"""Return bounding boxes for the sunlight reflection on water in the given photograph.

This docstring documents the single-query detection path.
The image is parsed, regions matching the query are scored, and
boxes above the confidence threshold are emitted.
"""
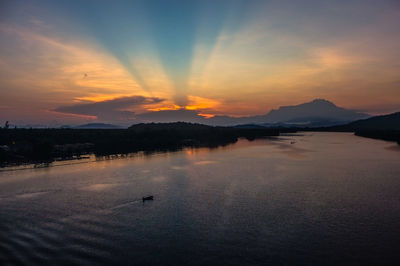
[0,133,400,265]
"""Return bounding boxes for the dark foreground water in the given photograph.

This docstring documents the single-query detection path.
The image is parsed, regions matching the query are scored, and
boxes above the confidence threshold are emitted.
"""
[1,132,400,265]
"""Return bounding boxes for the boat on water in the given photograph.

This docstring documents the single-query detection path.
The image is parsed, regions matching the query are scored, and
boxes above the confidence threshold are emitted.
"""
[142,195,154,201]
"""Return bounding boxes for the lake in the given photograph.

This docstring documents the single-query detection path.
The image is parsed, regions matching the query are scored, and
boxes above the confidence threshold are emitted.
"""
[1,132,399,265]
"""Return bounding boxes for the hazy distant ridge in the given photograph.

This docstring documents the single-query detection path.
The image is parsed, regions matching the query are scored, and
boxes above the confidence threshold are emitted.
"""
[208,99,369,126]
[74,123,122,129]
[331,112,400,131]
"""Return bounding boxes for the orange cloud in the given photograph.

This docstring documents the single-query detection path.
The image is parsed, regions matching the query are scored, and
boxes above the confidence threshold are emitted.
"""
[145,95,221,114]
[74,94,137,103]
[184,96,220,111]
[198,113,215,118]
[0,23,175,115]
[147,104,181,112]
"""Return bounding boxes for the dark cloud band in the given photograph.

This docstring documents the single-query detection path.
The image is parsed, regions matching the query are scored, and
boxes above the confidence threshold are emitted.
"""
[53,96,164,121]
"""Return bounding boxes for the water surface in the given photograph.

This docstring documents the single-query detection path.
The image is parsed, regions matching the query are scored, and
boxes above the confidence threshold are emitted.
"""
[1,133,399,265]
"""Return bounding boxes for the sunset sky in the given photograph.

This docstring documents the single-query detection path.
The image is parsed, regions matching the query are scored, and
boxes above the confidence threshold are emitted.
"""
[1,0,399,126]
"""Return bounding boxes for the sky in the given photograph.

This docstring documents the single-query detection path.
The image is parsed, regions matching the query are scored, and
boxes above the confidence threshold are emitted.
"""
[0,0,399,126]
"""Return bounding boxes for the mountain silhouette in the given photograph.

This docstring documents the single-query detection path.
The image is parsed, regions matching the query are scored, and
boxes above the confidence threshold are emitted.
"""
[208,99,369,126]
[74,123,122,129]
[261,99,367,123]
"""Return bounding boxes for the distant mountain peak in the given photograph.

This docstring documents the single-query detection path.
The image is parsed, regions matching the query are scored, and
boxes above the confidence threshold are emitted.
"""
[275,99,336,112]
[258,98,369,125]
[310,98,336,105]
[74,123,122,129]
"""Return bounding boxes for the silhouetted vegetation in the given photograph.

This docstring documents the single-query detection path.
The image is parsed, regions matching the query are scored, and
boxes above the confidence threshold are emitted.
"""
[0,122,285,166]
[355,130,400,144]
[3,111,398,167]
[292,112,400,144]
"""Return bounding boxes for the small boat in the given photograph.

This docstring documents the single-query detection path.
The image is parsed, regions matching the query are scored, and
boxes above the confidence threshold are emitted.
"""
[290,140,296,144]
[142,195,154,201]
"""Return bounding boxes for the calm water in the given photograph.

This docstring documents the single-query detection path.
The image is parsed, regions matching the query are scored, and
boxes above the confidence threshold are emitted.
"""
[1,132,400,265]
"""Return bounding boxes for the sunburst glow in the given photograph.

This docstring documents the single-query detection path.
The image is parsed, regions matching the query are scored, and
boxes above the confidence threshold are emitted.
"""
[1,0,399,126]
